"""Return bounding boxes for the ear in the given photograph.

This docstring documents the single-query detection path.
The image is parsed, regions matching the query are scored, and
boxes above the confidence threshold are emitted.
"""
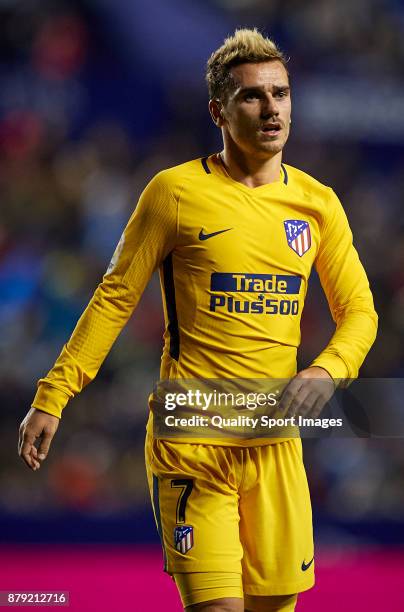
[209,98,224,128]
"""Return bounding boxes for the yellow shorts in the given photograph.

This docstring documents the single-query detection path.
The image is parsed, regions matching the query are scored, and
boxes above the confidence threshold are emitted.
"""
[145,435,314,598]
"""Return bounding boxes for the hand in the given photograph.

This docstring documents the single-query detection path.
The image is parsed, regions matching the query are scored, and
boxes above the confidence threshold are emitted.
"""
[18,408,60,471]
[278,366,336,420]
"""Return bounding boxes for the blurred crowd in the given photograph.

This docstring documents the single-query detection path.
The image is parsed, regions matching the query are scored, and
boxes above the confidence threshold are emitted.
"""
[0,0,403,540]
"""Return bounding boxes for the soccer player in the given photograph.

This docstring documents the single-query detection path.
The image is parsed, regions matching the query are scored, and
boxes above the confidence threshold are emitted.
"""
[19,29,377,611]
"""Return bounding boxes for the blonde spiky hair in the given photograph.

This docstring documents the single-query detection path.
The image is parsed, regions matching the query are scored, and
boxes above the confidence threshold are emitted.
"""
[206,28,288,101]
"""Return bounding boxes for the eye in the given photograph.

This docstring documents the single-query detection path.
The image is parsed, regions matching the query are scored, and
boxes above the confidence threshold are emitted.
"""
[244,93,259,101]
[275,90,289,98]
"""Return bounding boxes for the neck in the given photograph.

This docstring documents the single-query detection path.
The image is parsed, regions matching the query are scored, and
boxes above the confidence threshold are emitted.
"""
[220,140,282,188]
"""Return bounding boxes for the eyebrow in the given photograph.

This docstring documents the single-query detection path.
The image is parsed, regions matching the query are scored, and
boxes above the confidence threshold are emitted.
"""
[237,85,290,95]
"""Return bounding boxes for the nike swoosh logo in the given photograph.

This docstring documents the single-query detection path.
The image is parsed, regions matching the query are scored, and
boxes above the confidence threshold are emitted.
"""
[301,557,314,572]
[199,228,232,241]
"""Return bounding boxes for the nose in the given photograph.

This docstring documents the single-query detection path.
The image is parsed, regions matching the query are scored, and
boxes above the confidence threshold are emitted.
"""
[261,93,279,118]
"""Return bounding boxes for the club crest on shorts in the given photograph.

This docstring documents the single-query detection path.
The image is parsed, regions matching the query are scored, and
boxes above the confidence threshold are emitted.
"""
[174,525,194,554]
[284,220,312,257]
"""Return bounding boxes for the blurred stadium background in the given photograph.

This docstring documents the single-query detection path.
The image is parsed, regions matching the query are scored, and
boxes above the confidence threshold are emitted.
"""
[1,0,404,610]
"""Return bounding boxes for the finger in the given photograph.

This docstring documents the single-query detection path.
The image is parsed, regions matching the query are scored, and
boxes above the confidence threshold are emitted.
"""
[310,395,328,419]
[19,431,39,470]
[298,391,320,418]
[285,387,312,418]
[19,429,35,458]
[18,425,37,456]
[18,424,27,456]
[37,431,54,461]
[22,448,40,471]
[281,378,310,416]
[29,447,41,471]
[18,428,23,456]
[23,443,40,469]
[278,378,303,414]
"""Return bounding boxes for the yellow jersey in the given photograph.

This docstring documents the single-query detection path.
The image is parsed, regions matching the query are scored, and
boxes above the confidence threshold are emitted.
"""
[32,154,377,443]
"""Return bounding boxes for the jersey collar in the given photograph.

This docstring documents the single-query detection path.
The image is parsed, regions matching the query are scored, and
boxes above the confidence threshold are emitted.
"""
[202,153,288,192]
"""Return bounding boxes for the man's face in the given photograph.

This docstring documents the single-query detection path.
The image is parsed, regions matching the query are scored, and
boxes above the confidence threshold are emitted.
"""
[218,61,291,158]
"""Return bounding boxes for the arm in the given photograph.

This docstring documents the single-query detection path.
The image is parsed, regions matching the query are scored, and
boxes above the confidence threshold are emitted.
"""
[309,187,378,382]
[19,172,179,469]
[280,188,378,417]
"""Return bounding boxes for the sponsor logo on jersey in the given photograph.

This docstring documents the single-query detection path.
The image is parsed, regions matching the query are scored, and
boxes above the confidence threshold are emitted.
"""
[211,273,301,294]
[199,228,233,241]
[209,273,302,316]
[174,525,194,554]
[284,220,311,257]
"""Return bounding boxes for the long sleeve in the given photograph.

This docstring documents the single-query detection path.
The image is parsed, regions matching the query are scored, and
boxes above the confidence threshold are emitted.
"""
[32,172,179,418]
[310,188,378,384]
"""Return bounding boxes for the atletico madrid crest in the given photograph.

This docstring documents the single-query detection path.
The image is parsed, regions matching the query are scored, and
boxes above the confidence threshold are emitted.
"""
[174,525,194,554]
[284,220,312,257]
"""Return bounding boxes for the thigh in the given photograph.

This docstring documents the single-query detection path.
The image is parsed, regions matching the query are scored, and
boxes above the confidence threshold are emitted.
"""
[240,439,315,596]
[145,435,243,576]
[244,594,298,612]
